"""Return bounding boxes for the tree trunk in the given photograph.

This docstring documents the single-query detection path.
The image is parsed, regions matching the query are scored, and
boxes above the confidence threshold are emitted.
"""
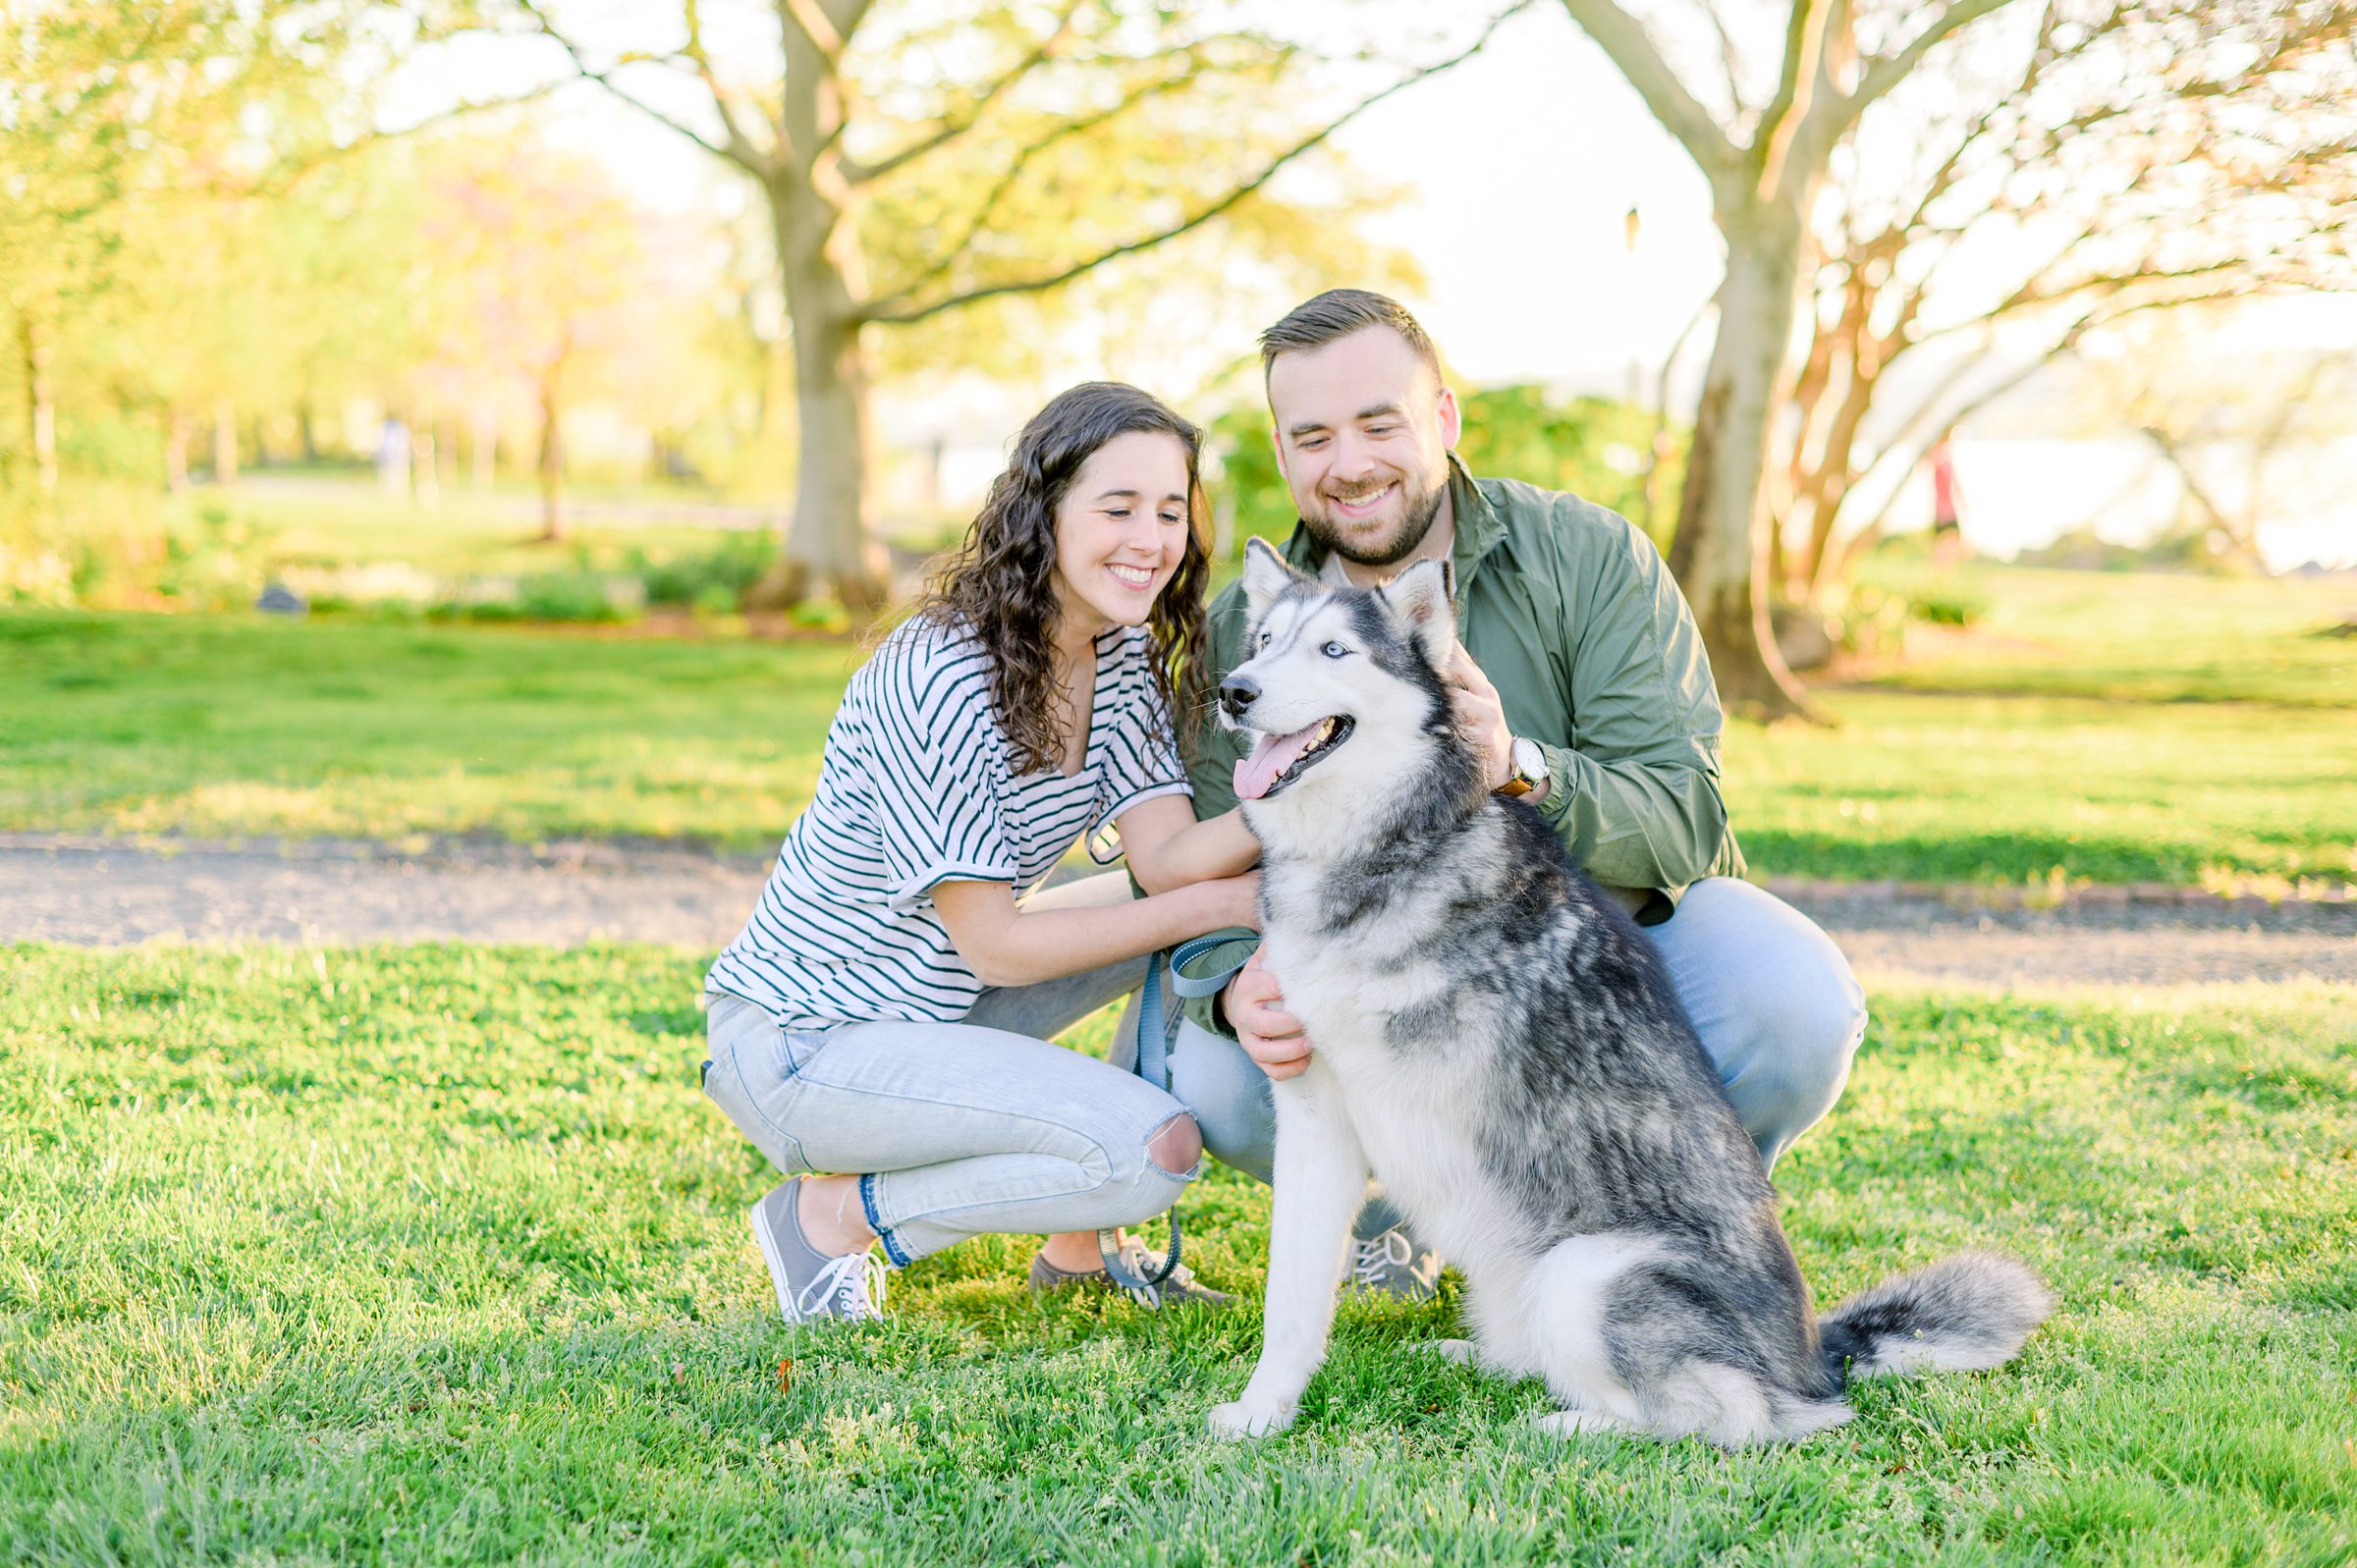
[537,371,566,543]
[1669,233,1819,722]
[471,406,496,492]
[298,398,321,464]
[747,181,890,614]
[20,314,57,496]
[1797,362,1880,600]
[212,397,239,487]
[411,421,440,506]
[745,11,891,618]
[164,410,193,494]
[760,264,889,614]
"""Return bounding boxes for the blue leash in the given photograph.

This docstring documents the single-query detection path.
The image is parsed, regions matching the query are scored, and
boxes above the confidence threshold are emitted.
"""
[1094,933,1250,1293]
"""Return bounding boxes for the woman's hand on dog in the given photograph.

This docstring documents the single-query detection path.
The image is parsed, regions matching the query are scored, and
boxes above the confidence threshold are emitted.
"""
[1226,949,1313,1080]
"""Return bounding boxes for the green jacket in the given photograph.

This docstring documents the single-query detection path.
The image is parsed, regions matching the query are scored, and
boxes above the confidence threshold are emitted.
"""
[1176,455,1744,1028]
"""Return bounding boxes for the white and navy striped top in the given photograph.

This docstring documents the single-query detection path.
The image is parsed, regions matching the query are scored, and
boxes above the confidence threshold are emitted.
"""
[705,616,1191,1030]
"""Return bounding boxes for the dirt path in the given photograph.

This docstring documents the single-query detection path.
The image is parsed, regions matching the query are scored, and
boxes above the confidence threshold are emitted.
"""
[5,833,2351,988]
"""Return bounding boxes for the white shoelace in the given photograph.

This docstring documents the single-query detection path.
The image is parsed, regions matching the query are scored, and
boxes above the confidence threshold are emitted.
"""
[1350,1229,1413,1285]
[795,1250,888,1323]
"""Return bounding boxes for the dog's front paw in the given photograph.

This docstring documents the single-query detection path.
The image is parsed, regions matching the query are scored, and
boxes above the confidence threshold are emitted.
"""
[1207,1399,1294,1440]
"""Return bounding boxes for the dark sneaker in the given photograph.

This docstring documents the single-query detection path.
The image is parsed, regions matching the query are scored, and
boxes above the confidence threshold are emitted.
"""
[1344,1227,1443,1302]
[1029,1241,1234,1311]
[749,1178,888,1325]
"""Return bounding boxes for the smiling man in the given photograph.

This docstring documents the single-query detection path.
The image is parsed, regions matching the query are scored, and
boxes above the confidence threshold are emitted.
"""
[1147,290,1868,1298]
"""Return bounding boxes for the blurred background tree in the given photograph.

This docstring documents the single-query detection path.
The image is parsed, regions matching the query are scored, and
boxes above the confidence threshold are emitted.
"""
[5,0,2352,666]
[414,135,666,541]
[1550,0,2357,716]
[1772,0,2357,612]
[2072,311,2357,572]
[491,0,1530,614]
[1,0,363,497]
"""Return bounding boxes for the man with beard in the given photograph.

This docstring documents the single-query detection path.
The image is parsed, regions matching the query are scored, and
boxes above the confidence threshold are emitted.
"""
[1142,289,1867,1299]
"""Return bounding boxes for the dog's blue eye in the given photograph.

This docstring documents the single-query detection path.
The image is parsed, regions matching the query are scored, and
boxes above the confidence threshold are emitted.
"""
[1322,641,1348,659]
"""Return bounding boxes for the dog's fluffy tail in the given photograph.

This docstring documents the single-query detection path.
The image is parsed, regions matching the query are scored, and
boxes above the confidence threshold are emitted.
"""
[1819,1252,2053,1382]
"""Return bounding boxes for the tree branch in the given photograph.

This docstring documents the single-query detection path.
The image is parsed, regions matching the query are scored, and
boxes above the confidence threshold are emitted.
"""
[226,78,579,207]
[1557,0,1739,184]
[1836,0,2019,132]
[861,3,1536,327]
[2141,424,2236,538]
[1692,0,1753,123]
[1836,283,2212,552]
[872,44,1246,310]
[842,0,1083,186]
[1754,0,1838,193]
[777,0,850,67]
[514,0,764,175]
[679,0,777,173]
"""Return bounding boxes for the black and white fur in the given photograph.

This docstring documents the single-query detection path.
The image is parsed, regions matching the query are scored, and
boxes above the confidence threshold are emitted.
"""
[1209,537,2051,1447]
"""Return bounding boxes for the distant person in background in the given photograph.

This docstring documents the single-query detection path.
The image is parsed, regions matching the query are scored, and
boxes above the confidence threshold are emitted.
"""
[1930,436,1967,567]
[375,416,411,496]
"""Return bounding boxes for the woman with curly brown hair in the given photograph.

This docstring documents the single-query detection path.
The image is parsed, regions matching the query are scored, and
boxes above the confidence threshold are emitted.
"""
[702,383,1261,1325]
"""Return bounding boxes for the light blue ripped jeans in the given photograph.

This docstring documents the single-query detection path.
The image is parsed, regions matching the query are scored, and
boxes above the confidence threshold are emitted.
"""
[1121,876,1871,1240]
[702,949,1195,1269]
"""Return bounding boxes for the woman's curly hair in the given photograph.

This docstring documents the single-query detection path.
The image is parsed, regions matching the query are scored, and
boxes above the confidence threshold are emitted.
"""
[911,382,1213,779]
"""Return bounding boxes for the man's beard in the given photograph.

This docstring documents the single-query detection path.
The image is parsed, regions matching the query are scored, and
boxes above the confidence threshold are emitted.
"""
[1305,470,1449,568]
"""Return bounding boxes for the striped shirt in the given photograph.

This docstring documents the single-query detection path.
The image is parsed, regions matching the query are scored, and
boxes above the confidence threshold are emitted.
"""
[705,617,1190,1029]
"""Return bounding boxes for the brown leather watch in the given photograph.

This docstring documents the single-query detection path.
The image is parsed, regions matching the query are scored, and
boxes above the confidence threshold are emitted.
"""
[1498,736,1549,798]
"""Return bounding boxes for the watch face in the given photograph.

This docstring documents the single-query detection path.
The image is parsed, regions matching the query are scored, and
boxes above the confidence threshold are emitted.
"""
[1512,737,1548,784]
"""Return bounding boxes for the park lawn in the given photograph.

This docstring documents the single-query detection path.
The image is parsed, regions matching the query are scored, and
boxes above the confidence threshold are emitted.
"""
[4,563,2354,885]
[229,473,950,581]
[232,474,769,581]
[1727,688,2357,888]
[7,476,776,606]
[0,612,865,850]
[1849,562,2356,710]
[1,942,2351,1565]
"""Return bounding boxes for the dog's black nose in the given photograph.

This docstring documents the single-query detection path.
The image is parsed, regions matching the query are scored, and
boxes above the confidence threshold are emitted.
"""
[1220,676,1259,719]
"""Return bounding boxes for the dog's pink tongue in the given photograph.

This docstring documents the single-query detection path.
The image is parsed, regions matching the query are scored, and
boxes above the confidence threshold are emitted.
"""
[1234,724,1324,801]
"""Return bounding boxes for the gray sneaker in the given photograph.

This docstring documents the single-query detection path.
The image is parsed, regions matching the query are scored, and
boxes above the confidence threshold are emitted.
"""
[1029,1241,1234,1311]
[1344,1227,1443,1301]
[749,1178,888,1325]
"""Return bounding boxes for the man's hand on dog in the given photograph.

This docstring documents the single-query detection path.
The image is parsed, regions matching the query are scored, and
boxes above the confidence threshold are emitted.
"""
[1226,948,1313,1080]
[1447,643,1516,791]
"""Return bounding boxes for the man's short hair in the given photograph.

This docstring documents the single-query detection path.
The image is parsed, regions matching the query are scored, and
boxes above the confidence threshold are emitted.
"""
[1259,289,1442,383]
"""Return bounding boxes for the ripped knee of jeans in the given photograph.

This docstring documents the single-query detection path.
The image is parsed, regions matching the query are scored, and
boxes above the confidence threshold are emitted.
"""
[1145,1110,1203,1179]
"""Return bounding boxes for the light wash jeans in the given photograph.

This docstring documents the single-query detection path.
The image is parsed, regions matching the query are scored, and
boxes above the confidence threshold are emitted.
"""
[1120,875,1870,1239]
[702,887,1198,1269]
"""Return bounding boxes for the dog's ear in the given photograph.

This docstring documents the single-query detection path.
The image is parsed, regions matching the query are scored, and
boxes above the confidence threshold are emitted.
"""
[1380,558,1455,668]
[1240,536,1303,622]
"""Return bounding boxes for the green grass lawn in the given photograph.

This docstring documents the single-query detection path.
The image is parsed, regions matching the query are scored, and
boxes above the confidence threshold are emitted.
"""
[7,563,2355,886]
[236,476,761,580]
[3,943,2350,1564]
[1851,562,2356,709]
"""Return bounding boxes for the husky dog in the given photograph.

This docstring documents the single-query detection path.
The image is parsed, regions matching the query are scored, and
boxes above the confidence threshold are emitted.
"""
[1208,537,2051,1447]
